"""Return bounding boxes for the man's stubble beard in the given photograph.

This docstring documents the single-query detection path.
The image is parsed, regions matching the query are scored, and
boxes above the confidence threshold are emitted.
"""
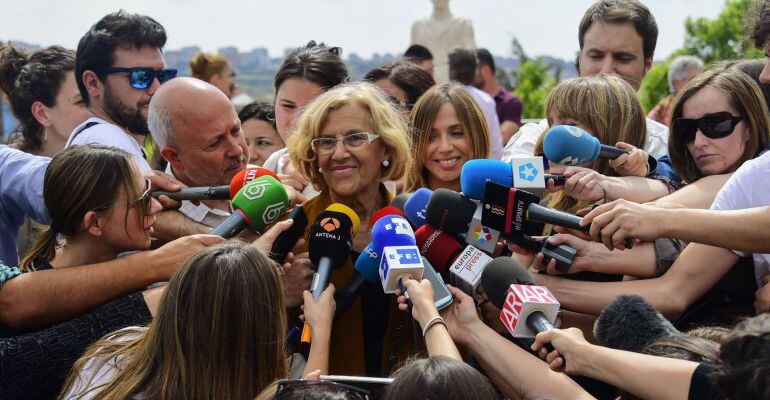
[103,84,151,136]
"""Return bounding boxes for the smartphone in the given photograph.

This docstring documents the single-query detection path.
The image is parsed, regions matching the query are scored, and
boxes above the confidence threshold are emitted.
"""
[420,258,453,310]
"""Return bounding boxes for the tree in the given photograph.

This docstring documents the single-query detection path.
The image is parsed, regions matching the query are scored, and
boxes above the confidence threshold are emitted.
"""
[638,0,764,113]
[513,57,556,119]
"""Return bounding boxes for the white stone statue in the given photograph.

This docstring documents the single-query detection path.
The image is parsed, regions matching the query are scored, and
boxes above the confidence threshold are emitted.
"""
[410,0,477,83]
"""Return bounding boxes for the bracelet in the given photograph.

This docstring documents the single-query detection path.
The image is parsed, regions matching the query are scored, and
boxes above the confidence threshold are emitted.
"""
[422,316,447,337]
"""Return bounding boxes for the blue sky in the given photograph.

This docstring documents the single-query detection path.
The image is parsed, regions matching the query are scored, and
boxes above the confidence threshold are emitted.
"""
[2,0,727,61]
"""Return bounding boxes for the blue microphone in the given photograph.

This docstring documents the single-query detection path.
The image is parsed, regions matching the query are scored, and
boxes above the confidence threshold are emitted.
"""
[461,159,564,200]
[543,125,629,166]
[334,242,382,317]
[372,215,424,293]
[404,188,433,228]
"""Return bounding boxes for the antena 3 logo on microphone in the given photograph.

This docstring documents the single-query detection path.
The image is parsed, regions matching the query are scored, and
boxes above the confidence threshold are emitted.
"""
[500,284,560,338]
[321,217,341,232]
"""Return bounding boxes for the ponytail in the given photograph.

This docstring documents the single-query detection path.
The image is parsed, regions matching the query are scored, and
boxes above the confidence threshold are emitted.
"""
[19,227,58,272]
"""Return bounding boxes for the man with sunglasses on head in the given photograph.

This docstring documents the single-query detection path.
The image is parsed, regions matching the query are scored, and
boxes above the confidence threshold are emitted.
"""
[66,10,176,172]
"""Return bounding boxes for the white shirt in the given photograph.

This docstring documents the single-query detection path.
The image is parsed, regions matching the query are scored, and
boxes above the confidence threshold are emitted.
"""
[463,86,503,159]
[165,164,232,228]
[501,117,670,163]
[66,117,151,172]
[710,150,770,287]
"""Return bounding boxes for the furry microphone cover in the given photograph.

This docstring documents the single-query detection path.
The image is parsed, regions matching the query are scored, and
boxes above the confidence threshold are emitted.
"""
[594,295,680,352]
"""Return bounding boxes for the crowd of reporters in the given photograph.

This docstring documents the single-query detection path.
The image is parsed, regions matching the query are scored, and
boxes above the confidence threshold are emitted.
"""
[2,0,770,399]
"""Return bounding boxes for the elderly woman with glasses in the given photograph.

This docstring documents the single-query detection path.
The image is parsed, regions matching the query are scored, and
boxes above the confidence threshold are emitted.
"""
[287,82,411,376]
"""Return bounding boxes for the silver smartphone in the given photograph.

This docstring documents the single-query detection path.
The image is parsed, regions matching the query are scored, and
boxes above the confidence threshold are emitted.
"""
[420,257,453,310]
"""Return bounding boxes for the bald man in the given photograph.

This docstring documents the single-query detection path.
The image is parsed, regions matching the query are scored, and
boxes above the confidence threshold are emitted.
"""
[148,77,248,229]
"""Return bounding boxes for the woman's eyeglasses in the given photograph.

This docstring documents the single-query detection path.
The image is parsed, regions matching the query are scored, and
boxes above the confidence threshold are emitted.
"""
[98,67,178,89]
[311,132,381,155]
[674,112,745,143]
[93,178,152,211]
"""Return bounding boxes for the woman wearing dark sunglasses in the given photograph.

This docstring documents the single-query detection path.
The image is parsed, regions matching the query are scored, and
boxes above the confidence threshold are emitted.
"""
[668,67,770,184]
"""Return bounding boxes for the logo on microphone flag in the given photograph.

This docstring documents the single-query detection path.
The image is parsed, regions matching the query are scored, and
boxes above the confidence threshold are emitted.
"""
[320,217,341,232]
[242,180,270,200]
[473,226,493,243]
[262,203,285,225]
[518,162,539,182]
[500,284,560,337]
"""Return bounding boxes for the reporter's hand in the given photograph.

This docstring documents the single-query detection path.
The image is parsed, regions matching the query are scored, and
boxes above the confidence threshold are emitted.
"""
[581,199,664,250]
[144,170,192,209]
[533,234,604,275]
[754,276,770,314]
[399,276,439,327]
[301,283,336,339]
[148,234,226,280]
[280,156,310,193]
[609,142,648,177]
[251,219,306,255]
[531,327,591,375]
[441,285,483,346]
[283,252,314,308]
[562,167,607,203]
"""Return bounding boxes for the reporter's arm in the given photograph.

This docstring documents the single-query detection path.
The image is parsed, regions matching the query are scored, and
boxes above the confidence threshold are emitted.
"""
[535,235,657,278]
[399,277,462,361]
[535,244,739,318]
[0,235,223,329]
[533,328,699,400]
[651,173,731,209]
[442,287,592,400]
[302,284,335,376]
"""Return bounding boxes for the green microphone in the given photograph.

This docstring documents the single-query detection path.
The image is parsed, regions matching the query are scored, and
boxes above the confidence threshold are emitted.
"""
[211,175,290,238]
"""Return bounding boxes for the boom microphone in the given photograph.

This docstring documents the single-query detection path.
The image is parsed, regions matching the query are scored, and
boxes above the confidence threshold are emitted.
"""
[594,295,679,352]
[210,176,290,238]
[543,124,629,166]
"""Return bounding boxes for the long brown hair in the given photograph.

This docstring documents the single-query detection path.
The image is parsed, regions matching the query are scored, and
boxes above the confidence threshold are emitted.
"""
[535,74,647,212]
[19,144,145,271]
[669,67,770,183]
[403,83,490,193]
[61,242,288,400]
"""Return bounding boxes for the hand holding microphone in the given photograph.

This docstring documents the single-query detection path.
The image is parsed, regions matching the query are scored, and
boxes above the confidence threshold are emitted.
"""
[543,125,630,166]
[210,175,290,238]
[531,327,590,375]
[608,142,649,177]
[300,283,336,343]
[580,199,657,250]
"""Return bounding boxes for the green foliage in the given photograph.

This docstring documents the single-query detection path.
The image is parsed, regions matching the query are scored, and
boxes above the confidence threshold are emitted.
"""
[638,62,670,113]
[513,57,556,119]
[681,0,763,64]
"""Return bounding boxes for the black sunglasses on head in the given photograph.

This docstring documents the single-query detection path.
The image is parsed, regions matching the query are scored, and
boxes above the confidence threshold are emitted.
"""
[98,67,178,89]
[674,112,745,142]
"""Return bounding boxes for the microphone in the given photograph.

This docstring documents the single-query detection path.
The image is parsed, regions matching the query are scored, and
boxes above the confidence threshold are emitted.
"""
[460,158,565,200]
[465,204,502,254]
[594,295,680,352]
[269,205,309,263]
[414,224,464,274]
[334,242,382,318]
[152,167,279,201]
[372,215,424,293]
[371,206,405,227]
[302,203,360,343]
[543,124,629,166]
[480,258,560,340]
[425,189,476,234]
[210,176,290,238]
[403,188,433,228]
[390,193,411,212]
[448,244,493,296]
[480,181,633,251]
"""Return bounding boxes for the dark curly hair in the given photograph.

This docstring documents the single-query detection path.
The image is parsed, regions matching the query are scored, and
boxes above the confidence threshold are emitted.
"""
[273,40,349,93]
[238,101,276,129]
[712,313,770,400]
[0,45,76,153]
[75,10,167,105]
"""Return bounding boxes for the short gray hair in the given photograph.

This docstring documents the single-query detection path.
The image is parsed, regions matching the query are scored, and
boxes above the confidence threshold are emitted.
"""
[148,95,176,149]
[668,55,704,93]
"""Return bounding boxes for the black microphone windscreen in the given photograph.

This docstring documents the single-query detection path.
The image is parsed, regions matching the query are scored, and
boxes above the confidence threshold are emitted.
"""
[480,257,534,309]
[308,210,354,267]
[594,295,680,352]
[390,193,411,212]
[425,189,476,234]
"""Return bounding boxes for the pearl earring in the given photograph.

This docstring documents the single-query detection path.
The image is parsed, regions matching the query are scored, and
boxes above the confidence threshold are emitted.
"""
[318,167,322,173]
[382,160,390,167]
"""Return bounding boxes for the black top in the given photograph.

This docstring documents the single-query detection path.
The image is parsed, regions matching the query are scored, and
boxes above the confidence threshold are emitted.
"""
[0,272,151,399]
[688,363,726,400]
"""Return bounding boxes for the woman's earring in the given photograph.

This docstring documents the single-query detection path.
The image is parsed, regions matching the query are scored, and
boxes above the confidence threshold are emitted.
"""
[382,160,390,168]
[318,167,322,173]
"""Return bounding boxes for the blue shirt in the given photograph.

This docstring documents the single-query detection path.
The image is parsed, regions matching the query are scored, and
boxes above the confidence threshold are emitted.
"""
[0,146,50,266]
